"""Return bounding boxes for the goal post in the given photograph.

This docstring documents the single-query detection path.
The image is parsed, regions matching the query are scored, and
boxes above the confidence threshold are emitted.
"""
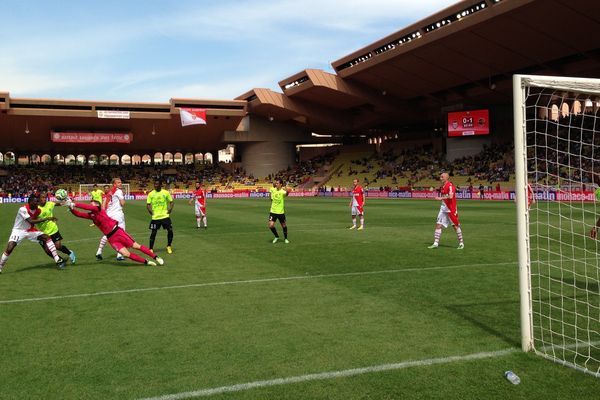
[513,75,534,353]
[78,183,130,197]
[514,74,600,377]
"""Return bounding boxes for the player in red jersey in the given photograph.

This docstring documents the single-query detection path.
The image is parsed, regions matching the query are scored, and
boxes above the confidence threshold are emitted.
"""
[428,173,464,249]
[348,178,365,230]
[515,183,536,209]
[68,199,164,266]
[0,194,66,273]
[527,183,535,209]
[188,181,207,229]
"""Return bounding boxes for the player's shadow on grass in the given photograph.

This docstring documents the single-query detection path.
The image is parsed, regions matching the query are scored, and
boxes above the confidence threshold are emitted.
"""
[16,263,67,272]
[445,300,521,347]
[561,277,600,292]
[15,260,139,272]
[422,242,455,248]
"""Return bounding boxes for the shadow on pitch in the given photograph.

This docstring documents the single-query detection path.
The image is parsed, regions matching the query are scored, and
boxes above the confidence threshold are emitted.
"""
[561,277,600,293]
[14,263,61,273]
[422,242,457,249]
[15,260,140,272]
[445,300,521,347]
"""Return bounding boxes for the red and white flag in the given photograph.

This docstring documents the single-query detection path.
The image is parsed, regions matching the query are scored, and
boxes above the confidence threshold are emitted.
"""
[180,108,207,126]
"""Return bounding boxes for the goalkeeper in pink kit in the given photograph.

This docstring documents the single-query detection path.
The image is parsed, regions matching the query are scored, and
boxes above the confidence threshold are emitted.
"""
[68,200,164,266]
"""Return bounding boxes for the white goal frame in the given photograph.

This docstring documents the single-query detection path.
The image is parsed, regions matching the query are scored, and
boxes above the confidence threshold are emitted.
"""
[79,183,130,197]
[514,74,600,376]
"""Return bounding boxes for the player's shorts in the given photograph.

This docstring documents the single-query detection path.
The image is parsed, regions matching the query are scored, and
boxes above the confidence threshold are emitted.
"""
[107,212,126,230]
[38,231,63,247]
[195,203,206,216]
[107,228,135,252]
[269,213,286,223]
[351,205,364,216]
[436,210,460,228]
[149,218,173,230]
[9,229,45,245]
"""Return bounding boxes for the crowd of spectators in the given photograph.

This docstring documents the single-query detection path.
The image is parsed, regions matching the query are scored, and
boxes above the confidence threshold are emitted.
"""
[13,127,600,197]
[269,152,337,188]
[342,143,514,189]
[527,115,599,188]
[0,151,338,197]
[0,163,236,197]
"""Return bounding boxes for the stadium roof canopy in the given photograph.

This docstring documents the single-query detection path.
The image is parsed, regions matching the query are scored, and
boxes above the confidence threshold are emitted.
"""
[0,95,245,153]
[238,0,600,133]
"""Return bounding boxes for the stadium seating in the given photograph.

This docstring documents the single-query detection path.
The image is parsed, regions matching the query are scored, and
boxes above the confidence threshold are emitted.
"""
[0,142,520,197]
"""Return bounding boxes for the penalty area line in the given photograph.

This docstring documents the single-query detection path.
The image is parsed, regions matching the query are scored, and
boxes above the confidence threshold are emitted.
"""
[138,348,518,400]
[0,261,516,305]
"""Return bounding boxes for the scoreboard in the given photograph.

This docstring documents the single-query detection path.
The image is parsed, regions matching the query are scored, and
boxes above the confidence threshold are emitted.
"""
[447,109,489,137]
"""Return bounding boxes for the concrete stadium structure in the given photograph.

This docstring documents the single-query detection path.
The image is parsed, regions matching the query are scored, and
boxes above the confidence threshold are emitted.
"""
[1,0,599,177]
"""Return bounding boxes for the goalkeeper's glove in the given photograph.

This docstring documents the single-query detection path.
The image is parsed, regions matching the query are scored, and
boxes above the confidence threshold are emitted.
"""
[591,227,597,240]
[65,198,74,209]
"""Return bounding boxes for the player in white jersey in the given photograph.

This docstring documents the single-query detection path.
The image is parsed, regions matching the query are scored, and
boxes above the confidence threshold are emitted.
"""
[96,178,126,260]
[0,194,66,273]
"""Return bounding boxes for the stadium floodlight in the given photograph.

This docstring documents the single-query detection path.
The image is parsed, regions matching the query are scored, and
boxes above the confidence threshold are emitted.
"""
[514,74,600,377]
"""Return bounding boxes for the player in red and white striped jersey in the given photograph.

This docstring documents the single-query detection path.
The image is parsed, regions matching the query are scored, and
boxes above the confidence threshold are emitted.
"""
[188,181,207,229]
[428,173,464,249]
[0,194,66,273]
[348,178,365,230]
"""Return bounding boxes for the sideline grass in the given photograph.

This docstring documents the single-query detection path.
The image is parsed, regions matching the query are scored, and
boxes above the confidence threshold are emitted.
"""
[0,198,599,399]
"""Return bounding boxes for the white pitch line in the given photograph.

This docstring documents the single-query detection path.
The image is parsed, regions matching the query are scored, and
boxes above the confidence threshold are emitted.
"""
[0,261,516,305]
[139,348,518,400]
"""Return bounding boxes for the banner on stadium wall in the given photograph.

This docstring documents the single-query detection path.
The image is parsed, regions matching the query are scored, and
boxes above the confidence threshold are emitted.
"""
[50,131,132,143]
[288,191,318,197]
[250,192,270,198]
[2,190,598,204]
[97,110,130,119]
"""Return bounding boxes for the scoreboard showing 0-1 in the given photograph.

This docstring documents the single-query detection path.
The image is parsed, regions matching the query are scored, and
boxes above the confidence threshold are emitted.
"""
[447,109,490,137]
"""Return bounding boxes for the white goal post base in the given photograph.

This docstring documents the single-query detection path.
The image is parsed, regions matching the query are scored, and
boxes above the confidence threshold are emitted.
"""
[514,74,600,377]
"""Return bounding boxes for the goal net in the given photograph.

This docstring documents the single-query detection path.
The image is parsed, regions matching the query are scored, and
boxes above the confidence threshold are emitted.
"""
[514,75,600,377]
[79,183,131,197]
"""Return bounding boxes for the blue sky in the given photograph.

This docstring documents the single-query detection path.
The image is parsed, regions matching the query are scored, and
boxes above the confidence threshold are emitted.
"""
[1,0,456,102]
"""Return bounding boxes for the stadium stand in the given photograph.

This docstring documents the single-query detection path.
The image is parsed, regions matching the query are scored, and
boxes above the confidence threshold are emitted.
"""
[0,140,519,197]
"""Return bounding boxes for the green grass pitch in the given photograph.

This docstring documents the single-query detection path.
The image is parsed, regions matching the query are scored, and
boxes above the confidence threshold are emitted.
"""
[1,197,599,399]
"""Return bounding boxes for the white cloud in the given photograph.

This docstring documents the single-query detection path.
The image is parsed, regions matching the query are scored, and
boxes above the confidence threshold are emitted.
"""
[154,0,457,40]
[0,0,458,100]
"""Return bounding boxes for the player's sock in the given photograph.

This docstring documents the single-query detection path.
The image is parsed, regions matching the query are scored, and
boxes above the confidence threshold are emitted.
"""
[0,252,9,268]
[202,216,207,227]
[167,229,173,246]
[59,245,72,256]
[359,215,364,227]
[196,216,201,228]
[139,245,156,258]
[351,216,356,227]
[128,253,146,264]
[283,226,288,239]
[456,226,464,244]
[149,230,157,249]
[434,228,442,245]
[45,239,61,262]
[97,236,107,255]
[40,241,54,258]
[270,227,279,238]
